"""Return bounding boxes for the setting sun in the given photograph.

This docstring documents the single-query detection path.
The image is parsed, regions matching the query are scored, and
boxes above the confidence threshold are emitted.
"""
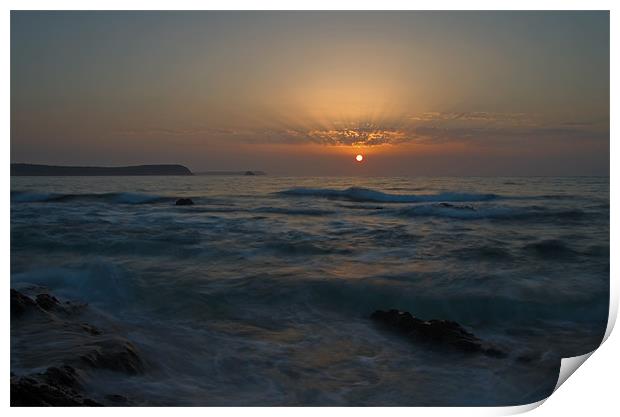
[355,154,364,162]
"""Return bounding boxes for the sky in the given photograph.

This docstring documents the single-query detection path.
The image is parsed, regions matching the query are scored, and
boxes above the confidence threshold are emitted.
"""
[11,11,609,176]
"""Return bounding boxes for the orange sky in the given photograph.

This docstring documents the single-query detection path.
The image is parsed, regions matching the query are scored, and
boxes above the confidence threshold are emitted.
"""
[11,11,609,175]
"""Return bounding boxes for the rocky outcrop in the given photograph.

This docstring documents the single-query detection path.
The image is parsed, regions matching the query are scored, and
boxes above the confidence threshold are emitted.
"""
[11,289,86,317]
[11,365,101,406]
[370,309,506,358]
[80,339,145,375]
[11,288,145,405]
[11,289,37,316]
[175,198,194,206]
[35,293,61,311]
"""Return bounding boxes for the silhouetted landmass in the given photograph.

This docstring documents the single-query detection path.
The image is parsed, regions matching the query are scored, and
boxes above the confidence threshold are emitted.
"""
[195,171,266,176]
[11,164,193,176]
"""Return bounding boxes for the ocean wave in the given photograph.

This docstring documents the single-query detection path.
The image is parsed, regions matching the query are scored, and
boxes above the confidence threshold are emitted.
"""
[11,191,173,204]
[338,204,385,210]
[175,206,334,216]
[392,203,587,221]
[11,262,133,307]
[252,207,334,216]
[265,241,351,255]
[277,187,499,203]
[197,274,609,327]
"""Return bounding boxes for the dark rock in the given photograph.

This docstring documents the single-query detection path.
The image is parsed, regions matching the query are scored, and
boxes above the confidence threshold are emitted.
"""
[11,289,85,317]
[11,366,102,406]
[80,339,145,374]
[41,365,81,389]
[11,376,81,406]
[175,198,194,206]
[11,289,37,317]
[36,293,61,311]
[244,171,256,176]
[370,309,506,357]
[437,202,475,210]
[11,289,143,405]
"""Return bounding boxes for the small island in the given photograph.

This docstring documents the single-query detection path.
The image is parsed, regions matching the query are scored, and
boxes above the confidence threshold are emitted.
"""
[11,164,193,176]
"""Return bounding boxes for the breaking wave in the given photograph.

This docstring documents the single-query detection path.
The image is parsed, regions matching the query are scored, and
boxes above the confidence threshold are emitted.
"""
[392,203,587,221]
[278,187,500,203]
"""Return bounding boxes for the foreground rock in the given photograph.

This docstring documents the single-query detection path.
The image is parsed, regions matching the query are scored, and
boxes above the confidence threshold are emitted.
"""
[11,289,37,317]
[370,309,506,358]
[80,339,145,374]
[175,198,194,206]
[11,288,85,317]
[11,366,101,406]
[11,288,145,405]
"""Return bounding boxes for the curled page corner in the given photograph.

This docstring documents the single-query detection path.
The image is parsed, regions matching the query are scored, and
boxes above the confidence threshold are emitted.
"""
[499,398,547,415]
[498,324,612,415]
[554,351,595,392]
[541,292,618,406]
[602,300,618,344]
[497,351,596,416]
[549,295,617,394]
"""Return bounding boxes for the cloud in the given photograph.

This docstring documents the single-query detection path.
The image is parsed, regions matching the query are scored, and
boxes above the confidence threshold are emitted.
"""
[409,125,609,146]
[303,127,409,146]
[409,111,533,125]
[560,121,597,127]
[113,127,238,136]
[112,112,608,148]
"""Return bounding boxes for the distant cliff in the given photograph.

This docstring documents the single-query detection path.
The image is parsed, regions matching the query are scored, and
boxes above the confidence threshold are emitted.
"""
[11,164,193,176]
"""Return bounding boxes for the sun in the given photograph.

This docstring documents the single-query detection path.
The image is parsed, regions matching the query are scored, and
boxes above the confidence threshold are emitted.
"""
[355,154,364,162]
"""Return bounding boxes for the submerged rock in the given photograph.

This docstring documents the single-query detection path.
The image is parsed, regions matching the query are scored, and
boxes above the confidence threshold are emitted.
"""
[80,339,145,375]
[11,366,101,406]
[175,198,194,206]
[11,289,144,405]
[370,309,506,358]
[11,288,86,317]
[41,365,81,390]
[35,293,61,311]
[11,289,37,317]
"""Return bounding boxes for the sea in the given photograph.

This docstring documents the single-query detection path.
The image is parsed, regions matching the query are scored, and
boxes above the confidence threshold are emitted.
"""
[10,176,610,406]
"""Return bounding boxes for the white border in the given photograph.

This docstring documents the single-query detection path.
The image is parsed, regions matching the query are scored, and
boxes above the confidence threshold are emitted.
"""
[3,2,617,415]
[0,1,617,10]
